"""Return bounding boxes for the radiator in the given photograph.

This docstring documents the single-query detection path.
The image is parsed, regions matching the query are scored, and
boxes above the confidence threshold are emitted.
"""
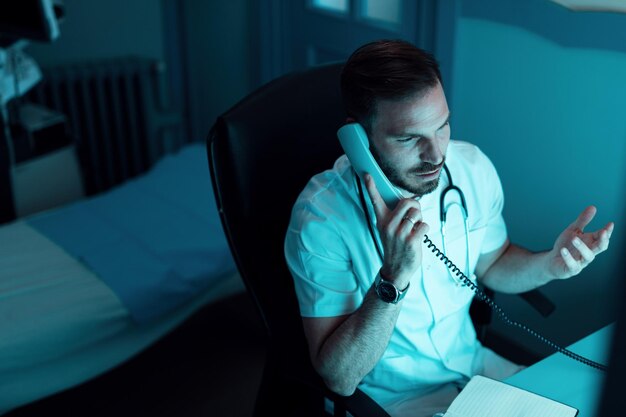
[25,57,184,196]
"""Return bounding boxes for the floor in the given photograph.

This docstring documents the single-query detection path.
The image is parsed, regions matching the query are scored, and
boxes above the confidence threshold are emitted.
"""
[5,292,268,417]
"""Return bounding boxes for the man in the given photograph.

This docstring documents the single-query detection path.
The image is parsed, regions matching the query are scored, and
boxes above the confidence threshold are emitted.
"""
[284,39,614,417]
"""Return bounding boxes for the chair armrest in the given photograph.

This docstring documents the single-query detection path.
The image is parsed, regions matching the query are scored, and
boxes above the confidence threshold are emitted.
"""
[519,288,556,317]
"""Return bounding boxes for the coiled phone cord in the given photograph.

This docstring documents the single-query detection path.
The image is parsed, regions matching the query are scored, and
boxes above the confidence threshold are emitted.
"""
[355,174,607,372]
[423,234,607,372]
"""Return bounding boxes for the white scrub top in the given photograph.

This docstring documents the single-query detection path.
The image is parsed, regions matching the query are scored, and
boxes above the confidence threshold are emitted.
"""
[284,140,508,408]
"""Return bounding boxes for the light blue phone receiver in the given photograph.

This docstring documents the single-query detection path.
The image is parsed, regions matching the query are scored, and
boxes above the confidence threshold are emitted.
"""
[337,123,406,209]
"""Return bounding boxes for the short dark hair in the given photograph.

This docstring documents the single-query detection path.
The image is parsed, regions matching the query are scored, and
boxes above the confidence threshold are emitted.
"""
[340,39,442,130]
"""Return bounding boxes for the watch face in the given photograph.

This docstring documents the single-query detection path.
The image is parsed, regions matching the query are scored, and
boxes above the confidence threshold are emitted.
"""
[378,281,398,303]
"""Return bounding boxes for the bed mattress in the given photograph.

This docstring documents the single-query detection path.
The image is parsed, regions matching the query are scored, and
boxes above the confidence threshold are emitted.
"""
[0,143,246,414]
[0,221,244,414]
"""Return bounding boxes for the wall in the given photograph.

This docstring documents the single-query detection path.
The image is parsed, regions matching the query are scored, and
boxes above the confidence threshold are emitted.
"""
[451,14,626,356]
[23,0,254,144]
[25,0,165,66]
[182,0,253,142]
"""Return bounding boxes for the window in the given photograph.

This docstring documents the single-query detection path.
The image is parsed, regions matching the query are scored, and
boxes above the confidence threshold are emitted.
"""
[311,0,349,14]
[362,0,401,24]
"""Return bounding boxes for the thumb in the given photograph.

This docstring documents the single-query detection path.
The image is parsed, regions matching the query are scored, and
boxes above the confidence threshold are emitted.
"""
[570,205,597,232]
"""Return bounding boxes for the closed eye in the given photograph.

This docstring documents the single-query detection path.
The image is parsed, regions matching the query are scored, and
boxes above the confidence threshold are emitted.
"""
[398,136,421,143]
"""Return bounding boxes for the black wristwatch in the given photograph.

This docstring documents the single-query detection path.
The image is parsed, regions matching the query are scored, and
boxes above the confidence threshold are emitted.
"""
[374,272,410,304]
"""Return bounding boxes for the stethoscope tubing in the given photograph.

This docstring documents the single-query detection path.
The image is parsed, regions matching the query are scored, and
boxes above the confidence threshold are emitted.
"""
[440,164,471,285]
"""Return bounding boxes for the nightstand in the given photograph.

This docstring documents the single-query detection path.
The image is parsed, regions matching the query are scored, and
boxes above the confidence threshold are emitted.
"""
[9,103,85,217]
[11,144,84,217]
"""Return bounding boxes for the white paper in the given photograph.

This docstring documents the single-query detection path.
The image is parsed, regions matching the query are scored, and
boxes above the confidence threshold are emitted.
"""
[444,375,578,417]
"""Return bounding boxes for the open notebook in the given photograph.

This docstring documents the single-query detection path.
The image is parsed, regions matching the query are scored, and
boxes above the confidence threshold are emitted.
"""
[444,375,578,417]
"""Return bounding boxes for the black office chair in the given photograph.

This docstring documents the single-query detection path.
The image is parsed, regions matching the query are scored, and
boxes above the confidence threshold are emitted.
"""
[207,62,391,416]
[207,62,553,416]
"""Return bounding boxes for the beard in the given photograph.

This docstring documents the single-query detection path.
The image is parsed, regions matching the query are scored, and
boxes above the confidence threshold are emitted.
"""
[370,145,443,198]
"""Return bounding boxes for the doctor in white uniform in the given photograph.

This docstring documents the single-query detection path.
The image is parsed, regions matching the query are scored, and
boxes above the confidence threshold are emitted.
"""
[284,39,614,417]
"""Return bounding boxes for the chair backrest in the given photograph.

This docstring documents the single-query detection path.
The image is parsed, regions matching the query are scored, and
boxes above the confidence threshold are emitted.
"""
[207,63,347,410]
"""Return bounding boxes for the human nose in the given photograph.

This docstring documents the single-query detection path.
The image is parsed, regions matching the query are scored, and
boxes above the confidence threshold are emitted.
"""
[418,137,444,165]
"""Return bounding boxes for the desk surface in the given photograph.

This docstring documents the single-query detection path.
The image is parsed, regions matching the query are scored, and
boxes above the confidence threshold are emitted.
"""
[504,323,614,417]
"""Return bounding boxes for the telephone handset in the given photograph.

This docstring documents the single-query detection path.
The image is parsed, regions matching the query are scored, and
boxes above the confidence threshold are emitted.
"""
[337,123,406,209]
[336,122,607,372]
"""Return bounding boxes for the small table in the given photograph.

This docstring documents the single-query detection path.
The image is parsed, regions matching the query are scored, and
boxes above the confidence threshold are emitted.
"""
[12,145,84,217]
[504,323,614,416]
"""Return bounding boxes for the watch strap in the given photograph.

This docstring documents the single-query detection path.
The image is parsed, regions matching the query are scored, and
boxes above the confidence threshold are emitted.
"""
[374,272,410,304]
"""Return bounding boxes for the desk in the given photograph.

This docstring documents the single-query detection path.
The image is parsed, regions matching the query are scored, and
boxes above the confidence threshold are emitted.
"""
[504,323,614,416]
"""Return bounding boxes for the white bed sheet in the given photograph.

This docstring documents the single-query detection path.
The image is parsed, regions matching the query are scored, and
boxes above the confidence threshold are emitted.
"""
[0,220,244,414]
[0,140,251,416]
[25,142,236,323]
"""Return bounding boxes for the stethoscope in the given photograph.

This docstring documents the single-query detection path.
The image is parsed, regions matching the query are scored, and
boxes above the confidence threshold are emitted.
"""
[439,164,470,286]
[357,164,471,286]
[355,165,610,371]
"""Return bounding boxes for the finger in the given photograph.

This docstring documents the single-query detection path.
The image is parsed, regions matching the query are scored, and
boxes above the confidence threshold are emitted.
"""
[392,204,422,237]
[590,221,614,250]
[591,221,612,240]
[404,207,422,224]
[363,173,387,222]
[572,237,595,263]
[597,227,612,252]
[560,247,580,273]
[398,207,422,237]
[409,222,430,243]
[570,205,597,232]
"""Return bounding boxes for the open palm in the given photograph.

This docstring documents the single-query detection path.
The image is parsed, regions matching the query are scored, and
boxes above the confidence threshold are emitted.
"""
[548,206,613,279]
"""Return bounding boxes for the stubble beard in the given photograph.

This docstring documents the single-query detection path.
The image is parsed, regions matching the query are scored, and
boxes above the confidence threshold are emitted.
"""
[371,146,442,198]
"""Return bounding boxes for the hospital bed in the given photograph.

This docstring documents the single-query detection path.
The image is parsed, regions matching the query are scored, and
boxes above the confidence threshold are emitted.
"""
[0,142,244,414]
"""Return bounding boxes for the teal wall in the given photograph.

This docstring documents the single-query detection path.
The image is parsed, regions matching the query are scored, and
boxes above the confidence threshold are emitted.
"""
[182,0,253,142]
[451,16,626,355]
[25,0,165,66]
[24,0,253,144]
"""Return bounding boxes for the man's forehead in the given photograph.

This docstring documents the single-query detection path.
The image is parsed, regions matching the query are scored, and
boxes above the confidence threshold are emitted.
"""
[373,88,449,134]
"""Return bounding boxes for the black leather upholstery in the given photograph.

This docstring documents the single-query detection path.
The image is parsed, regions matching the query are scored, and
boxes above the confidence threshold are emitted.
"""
[208,62,390,416]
